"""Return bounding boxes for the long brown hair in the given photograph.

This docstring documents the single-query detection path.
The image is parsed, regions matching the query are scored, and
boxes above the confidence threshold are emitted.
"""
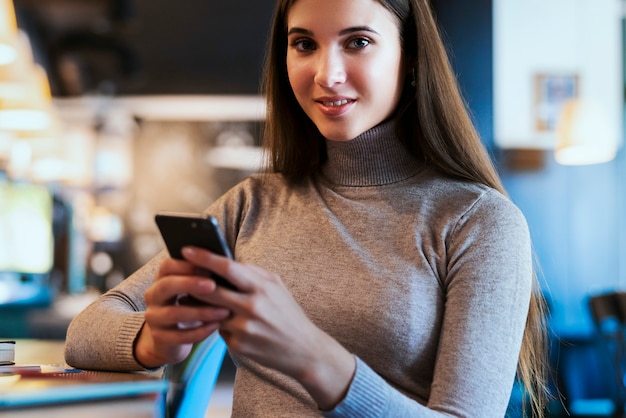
[261,0,549,415]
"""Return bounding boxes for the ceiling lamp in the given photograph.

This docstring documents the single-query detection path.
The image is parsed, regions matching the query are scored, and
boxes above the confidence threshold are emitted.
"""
[0,64,54,131]
[0,0,17,66]
[555,99,619,165]
[0,31,55,132]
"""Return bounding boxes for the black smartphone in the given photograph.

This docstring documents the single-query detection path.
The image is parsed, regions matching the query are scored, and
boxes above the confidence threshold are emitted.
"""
[155,211,236,291]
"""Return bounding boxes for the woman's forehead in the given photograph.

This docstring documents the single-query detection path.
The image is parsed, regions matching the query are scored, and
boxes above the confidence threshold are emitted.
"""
[285,0,398,34]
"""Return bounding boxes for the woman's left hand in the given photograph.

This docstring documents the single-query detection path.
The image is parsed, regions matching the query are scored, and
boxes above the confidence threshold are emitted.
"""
[180,246,356,410]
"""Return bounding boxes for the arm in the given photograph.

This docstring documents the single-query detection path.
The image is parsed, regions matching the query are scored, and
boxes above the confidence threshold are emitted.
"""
[64,252,165,371]
[326,191,533,417]
[64,180,252,372]
[65,249,232,371]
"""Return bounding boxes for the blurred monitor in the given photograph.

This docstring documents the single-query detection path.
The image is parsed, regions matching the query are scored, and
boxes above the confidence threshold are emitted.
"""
[0,181,53,274]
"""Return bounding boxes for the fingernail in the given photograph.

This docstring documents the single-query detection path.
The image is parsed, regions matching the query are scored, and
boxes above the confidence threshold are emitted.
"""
[216,309,230,319]
[182,247,196,257]
[197,279,214,292]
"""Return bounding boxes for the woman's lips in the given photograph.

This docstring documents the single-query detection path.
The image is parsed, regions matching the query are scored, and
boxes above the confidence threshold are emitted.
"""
[315,97,355,116]
[321,99,350,107]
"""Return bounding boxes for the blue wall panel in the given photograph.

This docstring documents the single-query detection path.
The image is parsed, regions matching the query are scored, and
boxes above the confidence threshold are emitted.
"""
[434,0,626,338]
[501,153,625,336]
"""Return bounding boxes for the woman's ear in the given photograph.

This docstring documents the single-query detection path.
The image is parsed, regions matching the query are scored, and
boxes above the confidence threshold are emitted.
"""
[404,57,417,87]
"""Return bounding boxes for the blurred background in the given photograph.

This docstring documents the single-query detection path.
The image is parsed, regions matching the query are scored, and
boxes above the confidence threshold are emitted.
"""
[0,0,625,416]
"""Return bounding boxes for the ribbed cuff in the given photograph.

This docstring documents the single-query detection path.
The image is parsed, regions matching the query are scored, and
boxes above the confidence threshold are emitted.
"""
[116,312,147,370]
[324,356,388,418]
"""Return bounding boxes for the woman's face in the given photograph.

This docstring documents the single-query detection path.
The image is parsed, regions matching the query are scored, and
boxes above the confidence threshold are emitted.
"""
[286,0,405,141]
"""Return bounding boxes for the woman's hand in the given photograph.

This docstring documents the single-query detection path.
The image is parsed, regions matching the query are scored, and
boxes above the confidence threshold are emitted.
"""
[181,247,357,410]
[134,256,231,368]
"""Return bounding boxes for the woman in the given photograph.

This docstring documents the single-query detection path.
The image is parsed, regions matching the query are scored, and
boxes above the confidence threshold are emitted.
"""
[65,0,548,416]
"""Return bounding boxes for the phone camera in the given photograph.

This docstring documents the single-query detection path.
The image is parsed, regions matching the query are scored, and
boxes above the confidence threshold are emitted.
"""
[191,222,198,229]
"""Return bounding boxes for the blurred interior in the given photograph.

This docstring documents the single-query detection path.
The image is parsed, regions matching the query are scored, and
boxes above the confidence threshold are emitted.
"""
[0,0,625,416]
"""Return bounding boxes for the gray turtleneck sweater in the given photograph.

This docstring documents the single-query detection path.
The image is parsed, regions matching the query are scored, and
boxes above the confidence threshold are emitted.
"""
[65,121,532,417]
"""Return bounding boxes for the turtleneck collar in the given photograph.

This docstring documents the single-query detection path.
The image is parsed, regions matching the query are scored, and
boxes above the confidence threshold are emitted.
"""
[321,120,424,187]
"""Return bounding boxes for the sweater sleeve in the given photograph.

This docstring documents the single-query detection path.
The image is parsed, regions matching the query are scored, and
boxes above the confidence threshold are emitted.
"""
[64,251,167,371]
[63,178,252,372]
[326,190,533,417]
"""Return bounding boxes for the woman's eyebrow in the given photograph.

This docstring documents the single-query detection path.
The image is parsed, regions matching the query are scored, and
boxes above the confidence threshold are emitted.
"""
[287,26,380,36]
[287,27,312,36]
[339,26,380,36]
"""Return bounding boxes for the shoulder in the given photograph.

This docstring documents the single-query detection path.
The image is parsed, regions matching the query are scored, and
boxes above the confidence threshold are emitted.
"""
[204,172,298,232]
[415,170,528,238]
[215,172,294,205]
[422,170,522,217]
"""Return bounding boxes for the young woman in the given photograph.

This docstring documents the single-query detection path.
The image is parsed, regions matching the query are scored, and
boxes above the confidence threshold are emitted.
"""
[65,0,548,416]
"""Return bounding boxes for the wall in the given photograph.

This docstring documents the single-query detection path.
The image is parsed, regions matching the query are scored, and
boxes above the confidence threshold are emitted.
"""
[125,119,261,270]
[493,0,622,150]
[502,150,626,337]
[435,0,626,337]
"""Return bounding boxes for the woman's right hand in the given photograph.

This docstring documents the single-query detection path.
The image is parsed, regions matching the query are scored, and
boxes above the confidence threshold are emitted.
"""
[133,257,231,368]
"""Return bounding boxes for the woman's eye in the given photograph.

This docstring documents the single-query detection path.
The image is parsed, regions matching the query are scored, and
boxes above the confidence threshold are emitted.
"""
[349,37,370,49]
[292,39,316,51]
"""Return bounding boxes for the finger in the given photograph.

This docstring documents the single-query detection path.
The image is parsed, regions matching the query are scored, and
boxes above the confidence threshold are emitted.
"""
[156,257,197,279]
[149,321,221,345]
[181,247,266,292]
[145,274,217,306]
[145,304,230,330]
[180,247,240,287]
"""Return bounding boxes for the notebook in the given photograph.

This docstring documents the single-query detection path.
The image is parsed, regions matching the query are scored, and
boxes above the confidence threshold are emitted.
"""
[0,366,168,412]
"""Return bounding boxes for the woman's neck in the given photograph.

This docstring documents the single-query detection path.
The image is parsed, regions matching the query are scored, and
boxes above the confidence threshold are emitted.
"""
[321,120,423,187]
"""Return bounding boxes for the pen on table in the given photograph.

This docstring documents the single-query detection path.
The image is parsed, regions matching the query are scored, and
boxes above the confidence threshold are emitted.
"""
[0,365,83,375]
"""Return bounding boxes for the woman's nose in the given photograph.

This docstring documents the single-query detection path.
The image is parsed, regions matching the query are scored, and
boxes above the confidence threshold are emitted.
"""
[313,50,347,87]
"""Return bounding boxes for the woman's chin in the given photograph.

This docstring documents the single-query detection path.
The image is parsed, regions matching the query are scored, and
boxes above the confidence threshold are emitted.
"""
[318,127,362,142]
[315,119,382,142]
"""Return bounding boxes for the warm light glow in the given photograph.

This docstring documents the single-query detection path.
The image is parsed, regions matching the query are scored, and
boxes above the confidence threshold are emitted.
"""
[88,207,124,242]
[206,145,264,171]
[62,127,96,186]
[0,31,36,79]
[7,139,31,177]
[29,157,67,182]
[0,109,51,130]
[0,64,54,131]
[0,43,15,65]
[0,0,18,66]
[555,99,619,165]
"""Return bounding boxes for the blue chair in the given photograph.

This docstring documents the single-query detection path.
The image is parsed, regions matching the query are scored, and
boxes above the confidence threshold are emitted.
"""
[547,292,626,417]
[165,332,229,418]
[554,336,618,417]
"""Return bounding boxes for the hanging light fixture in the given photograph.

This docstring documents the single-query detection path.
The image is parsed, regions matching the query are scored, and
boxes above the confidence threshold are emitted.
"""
[0,32,55,132]
[0,0,17,66]
[0,64,54,131]
[555,98,619,165]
